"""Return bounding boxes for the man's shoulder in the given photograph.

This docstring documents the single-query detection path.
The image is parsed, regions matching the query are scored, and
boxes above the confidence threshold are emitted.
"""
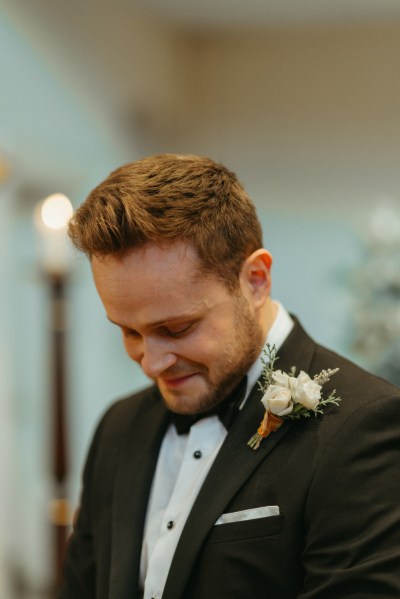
[101,383,162,425]
[90,384,164,444]
[287,316,399,403]
[312,343,399,398]
[307,343,400,434]
[281,317,400,433]
[81,384,167,474]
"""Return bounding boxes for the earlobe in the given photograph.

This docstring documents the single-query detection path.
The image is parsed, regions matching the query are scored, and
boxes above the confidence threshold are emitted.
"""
[241,249,273,303]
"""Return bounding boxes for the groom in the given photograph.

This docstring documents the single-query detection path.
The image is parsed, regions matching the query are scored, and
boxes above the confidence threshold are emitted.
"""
[59,154,400,598]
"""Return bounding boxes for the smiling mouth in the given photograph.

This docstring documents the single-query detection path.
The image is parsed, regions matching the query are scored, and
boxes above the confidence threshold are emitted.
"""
[161,373,198,388]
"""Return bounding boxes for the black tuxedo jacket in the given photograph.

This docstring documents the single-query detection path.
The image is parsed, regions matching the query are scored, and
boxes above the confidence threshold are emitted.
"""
[58,319,400,598]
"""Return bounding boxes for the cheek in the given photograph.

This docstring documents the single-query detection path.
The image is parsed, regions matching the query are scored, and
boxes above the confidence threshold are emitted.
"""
[183,321,235,364]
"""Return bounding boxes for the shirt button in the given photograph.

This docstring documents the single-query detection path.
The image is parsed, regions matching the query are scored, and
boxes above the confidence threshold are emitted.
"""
[193,450,202,459]
[167,520,175,530]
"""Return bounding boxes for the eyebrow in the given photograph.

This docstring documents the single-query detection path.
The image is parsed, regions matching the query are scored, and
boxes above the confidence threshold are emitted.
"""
[106,313,197,329]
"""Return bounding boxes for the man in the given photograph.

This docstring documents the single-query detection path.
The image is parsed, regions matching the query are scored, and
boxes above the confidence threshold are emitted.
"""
[59,154,400,598]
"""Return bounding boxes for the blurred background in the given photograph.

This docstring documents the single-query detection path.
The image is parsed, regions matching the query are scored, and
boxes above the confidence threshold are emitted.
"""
[1,0,400,596]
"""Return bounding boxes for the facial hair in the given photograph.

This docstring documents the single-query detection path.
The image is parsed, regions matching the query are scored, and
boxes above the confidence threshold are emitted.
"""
[159,291,264,415]
[196,292,263,413]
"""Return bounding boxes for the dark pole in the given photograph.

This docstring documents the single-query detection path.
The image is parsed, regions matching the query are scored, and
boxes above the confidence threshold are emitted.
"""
[48,272,70,592]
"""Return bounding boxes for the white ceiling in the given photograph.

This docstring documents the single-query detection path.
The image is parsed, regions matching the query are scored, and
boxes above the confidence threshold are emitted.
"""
[129,0,400,28]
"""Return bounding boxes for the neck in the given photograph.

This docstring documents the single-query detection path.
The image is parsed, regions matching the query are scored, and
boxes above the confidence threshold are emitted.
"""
[260,298,278,344]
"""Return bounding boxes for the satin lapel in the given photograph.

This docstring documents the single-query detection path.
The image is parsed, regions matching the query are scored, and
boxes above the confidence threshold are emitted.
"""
[163,318,318,599]
[109,388,169,599]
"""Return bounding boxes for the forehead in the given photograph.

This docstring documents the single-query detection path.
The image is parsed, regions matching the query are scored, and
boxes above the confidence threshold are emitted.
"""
[92,242,202,288]
[91,242,227,322]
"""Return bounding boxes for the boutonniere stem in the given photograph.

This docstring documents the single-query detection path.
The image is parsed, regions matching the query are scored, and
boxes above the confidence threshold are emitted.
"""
[248,411,284,450]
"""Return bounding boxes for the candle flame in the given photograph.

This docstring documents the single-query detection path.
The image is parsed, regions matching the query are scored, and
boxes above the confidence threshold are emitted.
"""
[40,194,73,230]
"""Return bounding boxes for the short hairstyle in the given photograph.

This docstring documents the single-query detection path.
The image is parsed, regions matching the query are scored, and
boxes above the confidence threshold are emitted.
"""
[68,154,263,289]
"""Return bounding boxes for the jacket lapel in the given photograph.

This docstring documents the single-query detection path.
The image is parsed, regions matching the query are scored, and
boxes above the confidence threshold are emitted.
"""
[109,388,169,599]
[163,318,318,599]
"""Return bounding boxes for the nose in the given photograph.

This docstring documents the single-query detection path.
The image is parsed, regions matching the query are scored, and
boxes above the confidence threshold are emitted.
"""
[140,338,177,379]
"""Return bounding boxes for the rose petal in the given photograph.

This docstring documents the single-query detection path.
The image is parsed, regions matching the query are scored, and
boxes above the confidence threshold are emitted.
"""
[261,385,293,416]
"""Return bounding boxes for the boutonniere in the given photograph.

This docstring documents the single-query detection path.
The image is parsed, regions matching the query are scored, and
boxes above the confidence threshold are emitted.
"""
[248,345,341,450]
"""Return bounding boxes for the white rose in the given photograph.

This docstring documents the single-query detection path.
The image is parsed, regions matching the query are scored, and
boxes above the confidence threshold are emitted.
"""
[290,371,321,409]
[272,370,290,388]
[261,385,293,416]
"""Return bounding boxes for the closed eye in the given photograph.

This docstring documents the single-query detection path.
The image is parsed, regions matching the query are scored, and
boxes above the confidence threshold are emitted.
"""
[163,323,194,338]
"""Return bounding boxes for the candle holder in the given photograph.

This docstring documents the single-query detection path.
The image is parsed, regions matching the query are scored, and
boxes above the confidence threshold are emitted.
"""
[34,193,73,592]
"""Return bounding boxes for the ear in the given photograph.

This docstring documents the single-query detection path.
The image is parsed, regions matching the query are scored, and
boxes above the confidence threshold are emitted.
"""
[240,249,272,307]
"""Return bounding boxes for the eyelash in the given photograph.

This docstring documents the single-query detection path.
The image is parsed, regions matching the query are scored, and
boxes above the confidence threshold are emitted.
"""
[123,328,140,338]
[164,323,193,338]
[123,323,194,339]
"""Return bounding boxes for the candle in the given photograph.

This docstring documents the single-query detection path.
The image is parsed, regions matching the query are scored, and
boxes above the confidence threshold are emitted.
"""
[35,193,74,276]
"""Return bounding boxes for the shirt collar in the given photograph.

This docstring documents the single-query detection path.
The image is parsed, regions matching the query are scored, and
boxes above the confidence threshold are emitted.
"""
[244,301,294,400]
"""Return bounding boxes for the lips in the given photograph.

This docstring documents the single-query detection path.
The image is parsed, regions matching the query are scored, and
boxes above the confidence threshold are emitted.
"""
[161,373,197,388]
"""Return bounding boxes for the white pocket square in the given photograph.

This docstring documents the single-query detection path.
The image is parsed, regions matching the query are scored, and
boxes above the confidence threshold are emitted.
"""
[215,505,280,525]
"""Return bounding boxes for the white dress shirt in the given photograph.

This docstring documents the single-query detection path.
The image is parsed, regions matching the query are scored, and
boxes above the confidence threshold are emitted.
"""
[139,302,293,598]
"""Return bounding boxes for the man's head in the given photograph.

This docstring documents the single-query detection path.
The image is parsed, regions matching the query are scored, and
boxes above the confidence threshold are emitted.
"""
[70,154,276,414]
[68,153,263,291]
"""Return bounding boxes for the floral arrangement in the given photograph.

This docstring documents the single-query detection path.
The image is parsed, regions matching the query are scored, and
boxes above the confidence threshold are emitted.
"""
[248,345,341,450]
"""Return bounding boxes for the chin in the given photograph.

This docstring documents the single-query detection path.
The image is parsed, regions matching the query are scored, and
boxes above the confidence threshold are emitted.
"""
[161,388,218,415]
[163,397,208,415]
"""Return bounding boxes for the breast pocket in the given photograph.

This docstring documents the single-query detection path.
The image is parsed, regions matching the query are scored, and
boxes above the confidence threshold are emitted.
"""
[208,514,284,544]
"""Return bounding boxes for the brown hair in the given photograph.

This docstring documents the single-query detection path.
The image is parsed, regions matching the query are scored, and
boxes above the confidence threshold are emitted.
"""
[68,154,263,289]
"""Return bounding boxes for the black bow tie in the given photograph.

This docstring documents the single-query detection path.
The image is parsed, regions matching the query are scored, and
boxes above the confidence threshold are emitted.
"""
[170,376,248,435]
